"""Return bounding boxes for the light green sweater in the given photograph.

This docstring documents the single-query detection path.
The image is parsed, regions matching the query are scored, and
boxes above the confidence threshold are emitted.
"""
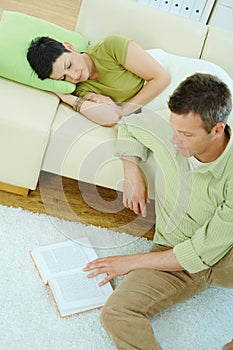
[115,109,233,273]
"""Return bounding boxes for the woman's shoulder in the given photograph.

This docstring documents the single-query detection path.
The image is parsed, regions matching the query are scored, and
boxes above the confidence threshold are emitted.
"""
[86,34,131,62]
[101,34,131,43]
[89,34,131,51]
[100,34,132,55]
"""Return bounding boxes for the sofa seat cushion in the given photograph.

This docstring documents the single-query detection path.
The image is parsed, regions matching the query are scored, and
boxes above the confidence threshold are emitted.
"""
[41,104,124,189]
[41,105,170,198]
[0,77,58,189]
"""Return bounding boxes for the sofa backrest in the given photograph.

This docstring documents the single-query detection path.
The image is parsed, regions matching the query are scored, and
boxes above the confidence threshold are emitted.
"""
[201,25,233,79]
[75,0,207,59]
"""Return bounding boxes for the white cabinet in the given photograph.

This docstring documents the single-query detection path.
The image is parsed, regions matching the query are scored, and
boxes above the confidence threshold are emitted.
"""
[137,0,216,23]
[208,0,233,31]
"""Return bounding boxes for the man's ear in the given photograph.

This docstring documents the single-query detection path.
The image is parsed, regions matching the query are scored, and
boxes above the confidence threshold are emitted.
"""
[62,41,75,52]
[212,122,225,138]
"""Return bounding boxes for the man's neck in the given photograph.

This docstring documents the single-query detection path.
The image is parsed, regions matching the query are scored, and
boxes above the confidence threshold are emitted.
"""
[196,129,230,163]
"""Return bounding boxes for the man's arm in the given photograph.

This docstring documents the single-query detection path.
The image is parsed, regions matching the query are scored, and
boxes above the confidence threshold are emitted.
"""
[122,156,149,217]
[83,249,183,286]
[115,114,152,216]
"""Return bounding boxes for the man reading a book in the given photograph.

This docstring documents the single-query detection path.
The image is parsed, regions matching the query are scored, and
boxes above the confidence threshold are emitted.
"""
[83,73,233,350]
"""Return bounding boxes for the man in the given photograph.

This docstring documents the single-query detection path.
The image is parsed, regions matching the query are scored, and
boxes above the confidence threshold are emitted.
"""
[83,73,233,349]
[224,340,233,350]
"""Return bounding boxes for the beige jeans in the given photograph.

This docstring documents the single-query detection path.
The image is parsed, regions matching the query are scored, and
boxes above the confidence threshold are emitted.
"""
[100,245,233,350]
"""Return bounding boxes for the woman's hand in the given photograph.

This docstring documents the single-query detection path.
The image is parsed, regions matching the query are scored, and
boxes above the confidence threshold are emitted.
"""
[54,91,122,126]
[84,92,115,105]
[84,93,127,117]
[83,254,138,286]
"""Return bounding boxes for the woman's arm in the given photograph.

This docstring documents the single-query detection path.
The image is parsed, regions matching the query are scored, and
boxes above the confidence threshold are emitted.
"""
[55,92,121,126]
[120,41,171,116]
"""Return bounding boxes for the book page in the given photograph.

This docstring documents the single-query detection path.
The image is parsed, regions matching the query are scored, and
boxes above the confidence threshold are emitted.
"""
[49,270,113,317]
[31,238,98,283]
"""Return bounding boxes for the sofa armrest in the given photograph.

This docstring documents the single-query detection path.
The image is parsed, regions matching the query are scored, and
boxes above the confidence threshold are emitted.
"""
[0,77,59,189]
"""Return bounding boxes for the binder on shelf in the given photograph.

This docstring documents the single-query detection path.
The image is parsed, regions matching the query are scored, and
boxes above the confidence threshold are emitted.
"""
[149,0,162,9]
[137,0,149,5]
[190,0,207,21]
[180,0,195,18]
[170,0,184,15]
[159,0,172,12]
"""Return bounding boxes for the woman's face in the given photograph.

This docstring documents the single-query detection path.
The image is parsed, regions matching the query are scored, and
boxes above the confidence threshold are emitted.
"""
[50,49,90,84]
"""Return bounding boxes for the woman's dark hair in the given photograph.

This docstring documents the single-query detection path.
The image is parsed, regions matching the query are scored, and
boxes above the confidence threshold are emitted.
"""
[27,36,69,80]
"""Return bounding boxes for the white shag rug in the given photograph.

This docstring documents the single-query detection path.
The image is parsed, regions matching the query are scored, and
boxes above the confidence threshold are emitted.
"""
[0,204,232,350]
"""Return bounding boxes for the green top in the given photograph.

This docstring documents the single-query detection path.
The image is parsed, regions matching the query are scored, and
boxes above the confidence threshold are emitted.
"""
[115,109,233,273]
[74,35,145,102]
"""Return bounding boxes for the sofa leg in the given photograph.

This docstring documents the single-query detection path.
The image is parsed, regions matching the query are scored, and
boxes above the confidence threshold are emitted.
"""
[0,182,29,197]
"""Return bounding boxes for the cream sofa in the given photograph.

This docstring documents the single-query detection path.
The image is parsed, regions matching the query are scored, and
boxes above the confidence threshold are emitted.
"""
[0,0,233,197]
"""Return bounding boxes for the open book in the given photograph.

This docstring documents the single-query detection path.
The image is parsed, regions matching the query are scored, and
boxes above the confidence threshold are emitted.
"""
[30,238,113,317]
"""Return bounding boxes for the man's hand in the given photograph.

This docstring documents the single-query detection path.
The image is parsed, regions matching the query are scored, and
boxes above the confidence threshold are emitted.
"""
[122,157,149,217]
[83,255,137,286]
[83,249,183,286]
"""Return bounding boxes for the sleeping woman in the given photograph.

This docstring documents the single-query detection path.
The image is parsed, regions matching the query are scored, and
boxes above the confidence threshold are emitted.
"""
[27,35,171,126]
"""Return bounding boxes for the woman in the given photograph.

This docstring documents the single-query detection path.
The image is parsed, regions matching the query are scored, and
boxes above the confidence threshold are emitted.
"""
[27,35,170,126]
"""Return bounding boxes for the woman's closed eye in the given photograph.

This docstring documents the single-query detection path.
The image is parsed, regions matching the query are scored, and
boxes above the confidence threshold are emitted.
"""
[66,61,71,70]
[60,61,72,81]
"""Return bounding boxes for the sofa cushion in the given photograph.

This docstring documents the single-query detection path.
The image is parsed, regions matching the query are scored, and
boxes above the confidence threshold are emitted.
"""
[146,49,233,125]
[0,11,90,93]
[41,105,170,199]
[201,26,233,80]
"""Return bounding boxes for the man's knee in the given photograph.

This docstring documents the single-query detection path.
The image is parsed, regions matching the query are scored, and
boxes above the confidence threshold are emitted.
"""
[100,300,124,334]
[211,248,233,288]
[100,303,112,330]
[100,295,162,350]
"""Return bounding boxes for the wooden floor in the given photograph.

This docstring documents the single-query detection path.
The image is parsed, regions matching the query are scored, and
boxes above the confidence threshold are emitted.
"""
[0,0,155,240]
[0,0,82,30]
[0,171,155,240]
